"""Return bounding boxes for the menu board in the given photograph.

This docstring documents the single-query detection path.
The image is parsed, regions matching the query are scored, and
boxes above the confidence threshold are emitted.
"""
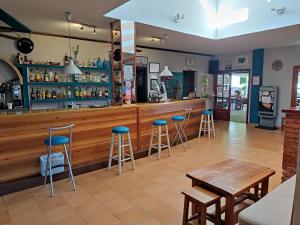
[161,77,175,99]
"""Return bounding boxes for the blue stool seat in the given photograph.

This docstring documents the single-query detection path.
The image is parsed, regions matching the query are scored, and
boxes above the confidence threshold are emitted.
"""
[44,136,69,146]
[153,120,167,126]
[203,110,213,115]
[172,115,185,121]
[112,126,129,134]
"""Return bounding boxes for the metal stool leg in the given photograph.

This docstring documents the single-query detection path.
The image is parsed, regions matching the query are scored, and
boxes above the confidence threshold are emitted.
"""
[165,124,171,157]
[117,134,122,175]
[127,132,136,170]
[199,114,204,138]
[158,125,162,159]
[63,144,76,191]
[174,122,187,151]
[148,126,154,156]
[180,122,191,148]
[43,147,50,187]
[108,133,114,170]
[48,154,54,197]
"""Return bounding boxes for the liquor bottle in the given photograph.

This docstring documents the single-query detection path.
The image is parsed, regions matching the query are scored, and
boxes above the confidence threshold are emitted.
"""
[79,88,83,98]
[44,69,49,82]
[35,69,41,82]
[83,88,87,98]
[41,89,46,99]
[95,88,98,97]
[67,87,72,98]
[104,88,109,97]
[29,69,35,82]
[30,88,35,100]
[54,72,59,82]
[98,88,103,97]
[45,89,50,99]
[52,89,57,99]
[91,88,95,97]
[49,69,54,82]
[75,87,79,98]
[35,88,41,99]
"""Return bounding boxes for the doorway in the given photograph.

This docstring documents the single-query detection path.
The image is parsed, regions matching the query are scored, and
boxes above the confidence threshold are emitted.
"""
[213,70,250,123]
[230,72,250,123]
[136,67,148,103]
[182,71,195,97]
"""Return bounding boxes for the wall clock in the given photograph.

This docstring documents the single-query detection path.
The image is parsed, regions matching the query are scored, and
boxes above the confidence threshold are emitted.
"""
[272,60,283,71]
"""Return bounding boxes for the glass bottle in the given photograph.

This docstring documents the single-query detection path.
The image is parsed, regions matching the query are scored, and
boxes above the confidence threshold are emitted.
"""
[75,87,79,98]
[45,89,50,99]
[41,89,45,99]
[29,69,35,82]
[30,88,35,100]
[79,88,83,98]
[44,69,49,82]
[54,72,59,82]
[52,89,57,99]
[67,87,72,98]
[35,69,41,82]
[105,88,109,97]
[35,88,41,99]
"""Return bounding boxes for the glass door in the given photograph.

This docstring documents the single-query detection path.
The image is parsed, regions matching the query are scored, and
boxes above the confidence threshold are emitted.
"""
[214,73,231,121]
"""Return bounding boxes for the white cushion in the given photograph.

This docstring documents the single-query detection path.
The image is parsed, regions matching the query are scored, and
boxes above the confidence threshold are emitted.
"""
[239,176,296,225]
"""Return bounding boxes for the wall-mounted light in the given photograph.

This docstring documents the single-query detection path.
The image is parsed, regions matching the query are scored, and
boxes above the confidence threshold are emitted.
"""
[174,13,184,23]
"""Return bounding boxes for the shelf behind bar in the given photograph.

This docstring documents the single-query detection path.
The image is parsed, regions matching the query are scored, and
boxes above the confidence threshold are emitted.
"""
[16,64,109,72]
[31,97,109,103]
[28,82,110,86]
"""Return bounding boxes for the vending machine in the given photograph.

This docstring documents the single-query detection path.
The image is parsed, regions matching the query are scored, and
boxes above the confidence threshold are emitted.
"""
[258,86,278,129]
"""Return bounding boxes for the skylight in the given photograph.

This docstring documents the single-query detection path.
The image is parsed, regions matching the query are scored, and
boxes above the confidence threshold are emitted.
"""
[200,0,248,28]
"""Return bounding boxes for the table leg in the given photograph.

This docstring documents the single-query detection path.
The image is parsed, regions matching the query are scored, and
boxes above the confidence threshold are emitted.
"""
[225,196,235,225]
[192,180,196,214]
[261,178,269,197]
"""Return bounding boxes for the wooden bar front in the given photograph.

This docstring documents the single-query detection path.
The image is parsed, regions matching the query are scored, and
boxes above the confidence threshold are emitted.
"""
[0,99,205,193]
[282,108,300,181]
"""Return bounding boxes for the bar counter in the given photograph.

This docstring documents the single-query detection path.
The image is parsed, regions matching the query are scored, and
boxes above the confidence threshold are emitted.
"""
[0,98,205,194]
[282,107,300,181]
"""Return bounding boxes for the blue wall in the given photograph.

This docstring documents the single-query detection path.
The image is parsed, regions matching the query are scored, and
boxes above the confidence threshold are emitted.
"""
[250,49,264,123]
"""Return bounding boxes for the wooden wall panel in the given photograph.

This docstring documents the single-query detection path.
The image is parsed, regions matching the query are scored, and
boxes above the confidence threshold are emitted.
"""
[0,99,205,187]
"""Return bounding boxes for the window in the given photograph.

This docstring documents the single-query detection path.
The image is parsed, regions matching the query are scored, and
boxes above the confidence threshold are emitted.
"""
[291,66,300,107]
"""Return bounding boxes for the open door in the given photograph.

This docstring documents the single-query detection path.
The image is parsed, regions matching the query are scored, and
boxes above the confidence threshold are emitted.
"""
[214,73,231,121]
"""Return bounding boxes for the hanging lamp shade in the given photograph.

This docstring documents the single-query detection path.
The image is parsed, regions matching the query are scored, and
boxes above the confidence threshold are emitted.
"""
[159,65,173,77]
[63,58,82,75]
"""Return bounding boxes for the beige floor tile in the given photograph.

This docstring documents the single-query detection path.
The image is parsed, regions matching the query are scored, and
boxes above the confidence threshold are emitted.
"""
[44,204,77,224]
[116,207,153,225]
[0,211,11,225]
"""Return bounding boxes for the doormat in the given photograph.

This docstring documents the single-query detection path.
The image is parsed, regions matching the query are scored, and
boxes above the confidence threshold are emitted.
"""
[255,125,279,130]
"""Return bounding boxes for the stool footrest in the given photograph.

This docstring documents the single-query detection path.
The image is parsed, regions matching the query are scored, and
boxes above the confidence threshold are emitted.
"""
[150,144,169,150]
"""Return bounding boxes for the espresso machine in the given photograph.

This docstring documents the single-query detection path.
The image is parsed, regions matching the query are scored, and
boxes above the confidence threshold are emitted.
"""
[0,81,23,110]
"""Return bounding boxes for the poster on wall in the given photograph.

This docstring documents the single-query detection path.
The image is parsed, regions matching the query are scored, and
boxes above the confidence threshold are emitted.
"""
[253,76,260,85]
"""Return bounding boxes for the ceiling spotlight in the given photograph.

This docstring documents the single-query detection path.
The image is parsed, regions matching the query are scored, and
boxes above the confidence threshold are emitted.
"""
[80,25,84,31]
[271,6,286,15]
[174,13,184,23]
[93,27,96,34]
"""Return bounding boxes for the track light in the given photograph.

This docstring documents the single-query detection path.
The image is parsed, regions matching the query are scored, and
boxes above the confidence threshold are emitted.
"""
[80,25,84,31]
[93,27,96,34]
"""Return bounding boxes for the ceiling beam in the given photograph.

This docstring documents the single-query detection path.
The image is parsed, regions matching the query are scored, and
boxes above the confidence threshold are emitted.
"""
[0,8,31,33]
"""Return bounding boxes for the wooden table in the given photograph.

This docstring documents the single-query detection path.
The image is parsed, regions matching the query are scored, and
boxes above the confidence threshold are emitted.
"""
[186,159,275,225]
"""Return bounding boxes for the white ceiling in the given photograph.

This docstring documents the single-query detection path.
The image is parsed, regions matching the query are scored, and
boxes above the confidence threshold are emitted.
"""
[1,0,300,55]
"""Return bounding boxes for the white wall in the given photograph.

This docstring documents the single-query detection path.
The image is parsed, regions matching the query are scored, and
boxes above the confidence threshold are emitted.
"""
[136,48,210,97]
[216,51,253,71]
[0,33,211,98]
[263,45,300,126]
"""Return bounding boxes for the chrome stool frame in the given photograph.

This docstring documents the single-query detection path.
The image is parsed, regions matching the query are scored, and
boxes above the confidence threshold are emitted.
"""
[43,124,76,197]
[171,107,192,151]
[108,128,136,175]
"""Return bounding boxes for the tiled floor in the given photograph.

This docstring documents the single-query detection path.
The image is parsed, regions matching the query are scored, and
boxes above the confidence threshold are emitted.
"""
[0,121,284,225]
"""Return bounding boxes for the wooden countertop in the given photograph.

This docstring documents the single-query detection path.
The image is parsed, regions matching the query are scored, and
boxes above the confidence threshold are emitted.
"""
[282,107,300,114]
[0,99,204,117]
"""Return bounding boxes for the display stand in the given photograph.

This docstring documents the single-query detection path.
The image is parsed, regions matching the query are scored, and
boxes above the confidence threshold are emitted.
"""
[256,86,278,130]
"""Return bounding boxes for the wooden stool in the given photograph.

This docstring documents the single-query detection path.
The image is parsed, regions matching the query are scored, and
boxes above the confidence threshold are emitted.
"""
[198,110,215,139]
[182,186,221,225]
[148,119,171,159]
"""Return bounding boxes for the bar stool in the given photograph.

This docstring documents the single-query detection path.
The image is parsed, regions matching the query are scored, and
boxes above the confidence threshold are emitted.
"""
[148,119,171,159]
[198,110,215,139]
[43,124,76,197]
[171,107,192,151]
[108,126,136,175]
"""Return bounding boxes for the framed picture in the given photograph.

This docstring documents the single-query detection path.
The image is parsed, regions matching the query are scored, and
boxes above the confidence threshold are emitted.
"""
[235,55,249,66]
[150,79,158,90]
[149,62,160,73]
[186,57,195,67]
